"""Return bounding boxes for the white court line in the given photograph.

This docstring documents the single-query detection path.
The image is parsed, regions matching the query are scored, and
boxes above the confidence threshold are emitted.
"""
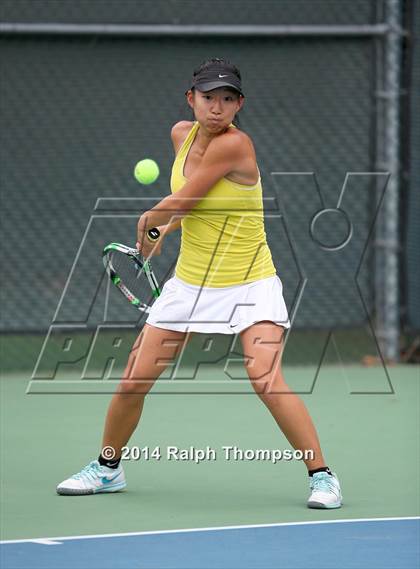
[1,516,418,545]
[31,539,62,546]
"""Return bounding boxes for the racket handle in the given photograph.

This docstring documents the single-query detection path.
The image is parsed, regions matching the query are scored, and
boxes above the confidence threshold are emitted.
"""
[146,227,161,242]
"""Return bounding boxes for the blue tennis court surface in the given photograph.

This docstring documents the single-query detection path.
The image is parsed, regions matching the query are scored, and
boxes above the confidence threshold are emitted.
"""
[1,517,418,569]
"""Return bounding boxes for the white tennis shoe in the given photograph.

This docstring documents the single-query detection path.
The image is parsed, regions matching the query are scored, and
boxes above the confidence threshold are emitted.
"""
[56,460,126,495]
[307,471,342,509]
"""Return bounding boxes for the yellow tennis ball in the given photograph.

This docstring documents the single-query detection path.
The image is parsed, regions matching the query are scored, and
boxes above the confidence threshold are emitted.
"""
[134,159,160,185]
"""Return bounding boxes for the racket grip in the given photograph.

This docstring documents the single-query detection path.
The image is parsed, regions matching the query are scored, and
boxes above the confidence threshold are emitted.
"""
[146,227,161,242]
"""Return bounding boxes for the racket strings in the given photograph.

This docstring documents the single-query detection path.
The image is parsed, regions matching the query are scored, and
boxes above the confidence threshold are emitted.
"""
[107,251,155,306]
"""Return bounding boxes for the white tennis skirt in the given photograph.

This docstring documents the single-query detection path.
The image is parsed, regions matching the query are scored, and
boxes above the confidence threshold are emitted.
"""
[146,274,291,334]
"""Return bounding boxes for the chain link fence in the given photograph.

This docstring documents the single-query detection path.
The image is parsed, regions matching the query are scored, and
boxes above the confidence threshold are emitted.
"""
[0,0,413,374]
[404,0,420,332]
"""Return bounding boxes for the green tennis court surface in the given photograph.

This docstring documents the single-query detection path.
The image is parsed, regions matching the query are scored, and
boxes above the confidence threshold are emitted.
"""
[1,365,418,542]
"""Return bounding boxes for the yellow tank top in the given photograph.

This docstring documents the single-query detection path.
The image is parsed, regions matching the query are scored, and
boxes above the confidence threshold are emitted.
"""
[171,121,276,287]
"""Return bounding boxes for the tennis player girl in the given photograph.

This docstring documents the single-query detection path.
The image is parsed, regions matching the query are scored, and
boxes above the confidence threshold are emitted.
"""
[57,58,342,509]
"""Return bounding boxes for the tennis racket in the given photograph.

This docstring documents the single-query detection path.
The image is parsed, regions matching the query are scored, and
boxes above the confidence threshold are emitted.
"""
[102,239,161,313]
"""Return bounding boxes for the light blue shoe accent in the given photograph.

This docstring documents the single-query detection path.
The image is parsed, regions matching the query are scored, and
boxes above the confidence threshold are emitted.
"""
[307,471,342,509]
[96,480,127,494]
[101,473,121,485]
[57,460,126,495]
[71,460,102,481]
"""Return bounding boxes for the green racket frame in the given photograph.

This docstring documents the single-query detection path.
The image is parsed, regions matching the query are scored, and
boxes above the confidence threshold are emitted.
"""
[102,242,161,313]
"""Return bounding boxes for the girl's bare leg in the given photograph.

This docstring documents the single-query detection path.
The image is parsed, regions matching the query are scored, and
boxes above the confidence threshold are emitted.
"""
[101,324,190,459]
[239,321,326,470]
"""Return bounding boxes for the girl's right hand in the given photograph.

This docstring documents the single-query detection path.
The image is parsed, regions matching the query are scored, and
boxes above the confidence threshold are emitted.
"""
[136,237,163,258]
